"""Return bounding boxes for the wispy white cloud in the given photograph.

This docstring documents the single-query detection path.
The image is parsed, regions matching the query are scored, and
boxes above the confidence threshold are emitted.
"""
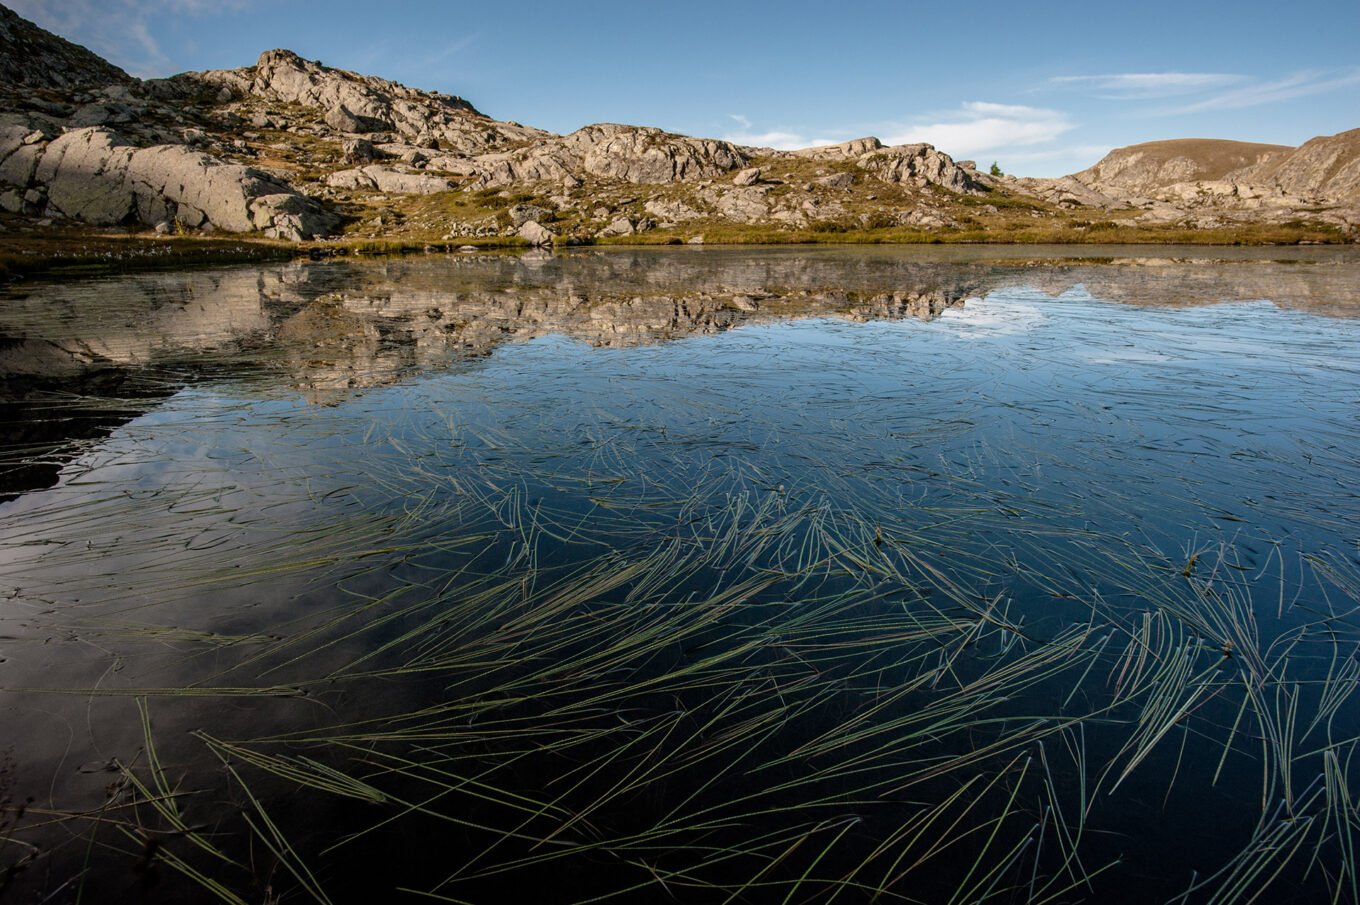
[720,116,848,151]
[990,143,1116,178]
[1169,68,1360,113]
[723,130,811,151]
[8,0,252,76]
[880,102,1074,157]
[1048,72,1245,99]
[999,144,1114,165]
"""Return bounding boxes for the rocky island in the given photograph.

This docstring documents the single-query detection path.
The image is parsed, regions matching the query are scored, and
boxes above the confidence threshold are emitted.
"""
[1,2,1358,276]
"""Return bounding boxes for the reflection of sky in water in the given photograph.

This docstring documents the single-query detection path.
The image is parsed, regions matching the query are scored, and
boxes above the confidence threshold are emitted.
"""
[4,282,1356,689]
[1,255,1359,903]
[936,289,1047,336]
[3,282,1358,678]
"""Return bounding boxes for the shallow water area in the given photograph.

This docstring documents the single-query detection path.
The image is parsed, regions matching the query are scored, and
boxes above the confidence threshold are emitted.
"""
[1,246,1359,903]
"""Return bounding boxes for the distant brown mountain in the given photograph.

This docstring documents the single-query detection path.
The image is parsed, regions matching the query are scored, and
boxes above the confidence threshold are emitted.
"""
[1002,132,1360,233]
[1070,139,1293,196]
[1068,133,1360,205]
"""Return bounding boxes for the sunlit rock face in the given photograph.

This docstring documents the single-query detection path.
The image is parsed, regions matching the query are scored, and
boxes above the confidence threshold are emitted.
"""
[0,9,340,238]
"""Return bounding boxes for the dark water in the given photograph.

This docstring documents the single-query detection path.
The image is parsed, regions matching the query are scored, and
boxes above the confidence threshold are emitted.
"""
[1,247,1359,904]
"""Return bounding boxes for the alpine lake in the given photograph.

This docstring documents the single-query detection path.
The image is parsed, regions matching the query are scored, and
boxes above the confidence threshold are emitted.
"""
[1,245,1359,904]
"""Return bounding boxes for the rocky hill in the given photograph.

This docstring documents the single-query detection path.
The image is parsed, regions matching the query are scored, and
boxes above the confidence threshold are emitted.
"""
[1071,139,1292,195]
[0,2,1356,247]
[1063,134,1360,205]
[0,8,338,239]
[1014,134,1360,232]
[1237,129,1360,202]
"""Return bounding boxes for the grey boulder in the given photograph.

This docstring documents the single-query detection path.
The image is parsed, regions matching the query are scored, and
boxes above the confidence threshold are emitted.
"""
[517,220,555,246]
[12,126,338,237]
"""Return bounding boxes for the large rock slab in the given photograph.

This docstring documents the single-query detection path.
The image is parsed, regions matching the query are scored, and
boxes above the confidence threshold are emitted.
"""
[16,126,337,237]
[0,114,50,190]
[250,193,341,241]
[33,127,137,223]
[713,186,772,222]
[1011,175,1127,209]
[792,137,884,159]
[517,220,555,246]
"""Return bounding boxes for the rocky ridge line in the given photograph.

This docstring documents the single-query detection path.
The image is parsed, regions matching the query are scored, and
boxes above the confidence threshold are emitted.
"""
[0,2,1356,244]
[0,9,336,239]
[0,4,130,89]
[0,3,990,244]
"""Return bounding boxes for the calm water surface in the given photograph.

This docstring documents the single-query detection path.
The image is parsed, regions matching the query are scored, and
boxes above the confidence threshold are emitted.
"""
[1,247,1359,903]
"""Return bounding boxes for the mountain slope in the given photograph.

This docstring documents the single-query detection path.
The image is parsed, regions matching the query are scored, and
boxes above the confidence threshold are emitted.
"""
[1006,133,1360,234]
[1071,139,1292,196]
[1237,129,1360,202]
[0,3,129,89]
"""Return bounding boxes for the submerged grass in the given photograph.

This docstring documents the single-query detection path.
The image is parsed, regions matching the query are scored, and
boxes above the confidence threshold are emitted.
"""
[1,262,1358,903]
[9,468,1355,903]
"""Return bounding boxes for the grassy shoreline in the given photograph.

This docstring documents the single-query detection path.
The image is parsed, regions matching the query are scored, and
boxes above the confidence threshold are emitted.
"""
[0,221,1350,282]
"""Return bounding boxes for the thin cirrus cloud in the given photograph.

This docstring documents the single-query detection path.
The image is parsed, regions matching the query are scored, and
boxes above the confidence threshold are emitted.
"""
[1168,68,1360,113]
[1048,72,1245,99]
[880,102,1074,158]
[1048,68,1360,114]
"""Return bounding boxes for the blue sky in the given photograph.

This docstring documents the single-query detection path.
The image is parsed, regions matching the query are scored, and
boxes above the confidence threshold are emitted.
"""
[11,0,1359,176]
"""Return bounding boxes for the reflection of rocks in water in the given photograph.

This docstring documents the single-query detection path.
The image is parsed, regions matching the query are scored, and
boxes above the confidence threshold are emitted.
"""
[0,268,284,371]
[275,298,388,405]
[3,250,1356,373]
[330,284,971,355]
[0,266,294,499]
[0,254,989,388]
[0,247,1356,499]
[1013,258,1360,317]
[1,247,1357,406]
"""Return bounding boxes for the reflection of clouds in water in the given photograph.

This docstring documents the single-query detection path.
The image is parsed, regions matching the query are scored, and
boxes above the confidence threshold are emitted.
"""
[936,291,1048,337]
[1084,349,1175,365]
